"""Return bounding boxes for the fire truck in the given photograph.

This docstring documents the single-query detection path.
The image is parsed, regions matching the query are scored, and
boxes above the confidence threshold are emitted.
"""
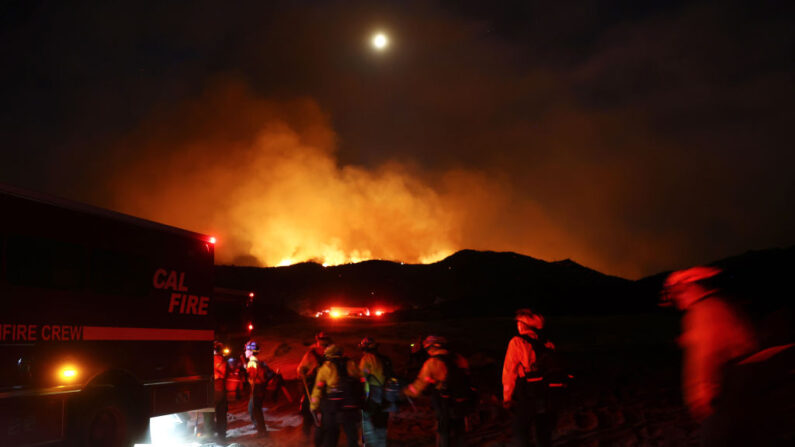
[0,184,216,446]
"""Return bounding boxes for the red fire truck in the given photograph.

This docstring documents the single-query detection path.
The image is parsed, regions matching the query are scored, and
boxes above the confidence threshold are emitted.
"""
[0,184,216,446]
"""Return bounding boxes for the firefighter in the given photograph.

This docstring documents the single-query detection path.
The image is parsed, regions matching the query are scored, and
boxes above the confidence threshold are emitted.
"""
[298,331,332,438]
[502,309,557,447]
[662,266,795,446]
[404,335,472,447]
[203,341,228,440]
[245,340,272,436]
[405,334,428,378]
[359,336,393,447]
[310,344,362,447]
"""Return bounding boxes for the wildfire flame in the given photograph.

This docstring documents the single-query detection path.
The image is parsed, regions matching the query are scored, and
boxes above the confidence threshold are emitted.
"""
[107,81,580,271]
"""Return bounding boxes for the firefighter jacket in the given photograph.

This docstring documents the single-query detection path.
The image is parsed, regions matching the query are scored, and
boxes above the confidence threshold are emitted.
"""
[502,328,551,403]
[404,347,469,398]
[214,354,227,391]
[359,351,386,387]
[680,295,757,421]
[246,354,272,386]
[310,352,361,411]
[297,345,325,380]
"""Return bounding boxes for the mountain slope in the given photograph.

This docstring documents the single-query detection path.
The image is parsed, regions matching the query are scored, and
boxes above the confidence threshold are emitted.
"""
[215,249,647,318]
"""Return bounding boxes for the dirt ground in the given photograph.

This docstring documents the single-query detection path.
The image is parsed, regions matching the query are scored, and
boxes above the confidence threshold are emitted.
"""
[174,314,700,446]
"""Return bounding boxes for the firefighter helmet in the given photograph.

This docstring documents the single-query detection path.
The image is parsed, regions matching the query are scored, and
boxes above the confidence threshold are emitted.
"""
[315,331,332,347]
[245,340,259,353]
[359,336,377,350]
[660,266,722,308]
[422,335,448,350]
[315,331,331,341]
[515,308,544,330]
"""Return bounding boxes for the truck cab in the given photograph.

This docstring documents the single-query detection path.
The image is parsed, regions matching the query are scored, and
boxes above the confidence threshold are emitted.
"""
[0,184,215,446]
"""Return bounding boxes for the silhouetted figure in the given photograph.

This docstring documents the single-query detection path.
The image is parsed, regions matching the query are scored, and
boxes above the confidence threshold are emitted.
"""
[311,344,363,447]
[502,309,557,447]
[245,340,273,436]
[298,331,332,438]
[663,266,795,446]
[405,335,428,378]
[404,335,474,447]
[203,341,228,440]
[359,336,394,447]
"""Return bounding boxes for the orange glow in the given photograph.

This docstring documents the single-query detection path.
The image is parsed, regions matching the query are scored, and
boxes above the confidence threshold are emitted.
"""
[223,348,230,355]
[209,236,217,244]
[329,310,342,319]
[109,83,606,275]
[58,365,79,382]
[374,310,384,316]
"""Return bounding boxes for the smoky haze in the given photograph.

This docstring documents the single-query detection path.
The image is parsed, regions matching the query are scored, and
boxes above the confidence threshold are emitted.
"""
[108,81,577,269]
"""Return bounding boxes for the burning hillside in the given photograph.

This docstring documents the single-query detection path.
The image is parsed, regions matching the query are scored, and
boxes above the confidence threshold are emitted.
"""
[105,81,600,275]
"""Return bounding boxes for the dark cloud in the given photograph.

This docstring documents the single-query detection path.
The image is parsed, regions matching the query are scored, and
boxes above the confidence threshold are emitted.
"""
[1,0,793,278]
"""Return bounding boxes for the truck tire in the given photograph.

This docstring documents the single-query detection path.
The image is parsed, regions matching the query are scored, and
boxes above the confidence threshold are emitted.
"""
[76,393,147,447]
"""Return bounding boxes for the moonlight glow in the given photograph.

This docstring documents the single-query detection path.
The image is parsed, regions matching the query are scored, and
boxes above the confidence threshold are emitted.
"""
[372,33,388,50]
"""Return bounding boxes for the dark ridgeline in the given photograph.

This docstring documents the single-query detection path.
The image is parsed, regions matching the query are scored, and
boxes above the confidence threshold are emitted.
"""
[215,246,795,321]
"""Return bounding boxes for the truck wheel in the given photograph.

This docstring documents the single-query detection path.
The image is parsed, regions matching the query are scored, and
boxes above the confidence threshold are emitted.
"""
[86,400,126,447]
[79,394,145,447]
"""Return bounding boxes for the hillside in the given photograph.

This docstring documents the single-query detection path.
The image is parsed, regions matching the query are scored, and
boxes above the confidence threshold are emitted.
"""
[215,249,651,319]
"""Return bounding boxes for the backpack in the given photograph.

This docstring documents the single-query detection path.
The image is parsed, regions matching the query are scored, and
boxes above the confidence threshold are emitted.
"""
[377,353,402,406]
[326,357,365,411]
[515,334,569,412]
[364,353,400,411]
[433,354,478,418]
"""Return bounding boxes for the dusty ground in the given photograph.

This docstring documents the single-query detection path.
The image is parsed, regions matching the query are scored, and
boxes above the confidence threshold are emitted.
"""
[175,314,700,446]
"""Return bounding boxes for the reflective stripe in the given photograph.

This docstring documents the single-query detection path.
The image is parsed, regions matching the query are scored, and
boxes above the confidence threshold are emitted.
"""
[82,326,214,341]
[143,375,211,386]
[738,343,795,365]
[525,377,543,382]
[0,385,81,399]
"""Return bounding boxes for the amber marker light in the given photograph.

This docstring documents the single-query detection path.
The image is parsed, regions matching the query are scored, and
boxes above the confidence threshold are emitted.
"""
[59,365,79,382]
[223,348,230,356]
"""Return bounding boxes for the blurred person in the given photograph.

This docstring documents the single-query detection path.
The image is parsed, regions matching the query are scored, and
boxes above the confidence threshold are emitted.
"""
[245,340,273,436]
[298,331,332,438]
[405,334,428,378]
[226,356,245,400]
[203,341,228,440]
[310,344,363,447]
[502,309,557,447]
[238,352,250,393]
[359,336,394,447]
[404,335,474,447]
[663,266,795,446]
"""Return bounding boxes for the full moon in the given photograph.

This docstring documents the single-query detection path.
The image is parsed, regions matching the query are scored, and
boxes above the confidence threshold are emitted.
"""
[372,33,389,50]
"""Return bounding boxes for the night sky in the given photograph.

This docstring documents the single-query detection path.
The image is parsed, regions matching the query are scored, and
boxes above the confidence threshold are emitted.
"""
[2,0,793,278]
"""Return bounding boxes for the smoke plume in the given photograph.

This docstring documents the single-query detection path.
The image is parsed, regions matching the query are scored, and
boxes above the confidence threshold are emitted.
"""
[108,81,570,268]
